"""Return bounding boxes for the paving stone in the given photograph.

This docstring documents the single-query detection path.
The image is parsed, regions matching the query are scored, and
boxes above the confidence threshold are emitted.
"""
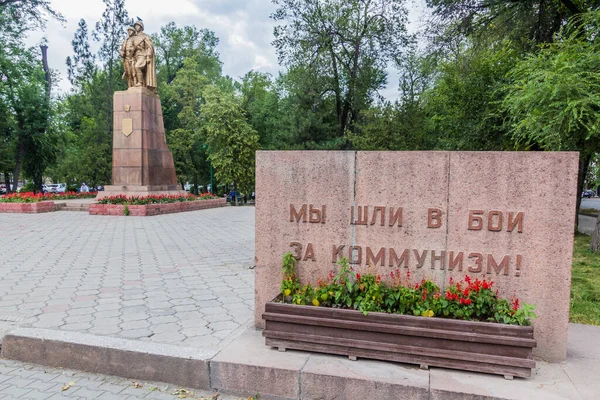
[180,326,212,337]
[201,307,228,316]
[64,315,94,324]
[0,208,254,349]
[178,318,209,329]
[119,320,150,330]
[118,329,152,339]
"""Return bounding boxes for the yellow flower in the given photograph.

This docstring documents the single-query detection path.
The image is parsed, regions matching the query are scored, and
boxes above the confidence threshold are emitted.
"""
[284,289,291,296]
[312,298,320,307]
[422,310,434,317]
[296,298,302,305]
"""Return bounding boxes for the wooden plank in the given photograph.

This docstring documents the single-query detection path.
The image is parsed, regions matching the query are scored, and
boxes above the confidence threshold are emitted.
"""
[265,338,532,378]
[263,330,535,368]
[265,320,533,359]
[265,302,534,338]
[263,312,537,348]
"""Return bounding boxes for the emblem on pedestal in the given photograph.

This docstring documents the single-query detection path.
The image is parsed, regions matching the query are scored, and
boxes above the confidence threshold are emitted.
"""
[122,118,133,136]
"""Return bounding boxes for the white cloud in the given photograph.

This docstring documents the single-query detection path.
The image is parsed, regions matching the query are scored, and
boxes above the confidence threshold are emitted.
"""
[24,0,427,100]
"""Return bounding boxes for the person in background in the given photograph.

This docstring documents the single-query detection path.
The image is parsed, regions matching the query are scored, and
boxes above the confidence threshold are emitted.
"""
[80,182,89,193]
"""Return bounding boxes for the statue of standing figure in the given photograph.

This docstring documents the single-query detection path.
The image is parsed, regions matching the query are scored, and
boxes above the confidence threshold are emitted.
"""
[120,20,157,91]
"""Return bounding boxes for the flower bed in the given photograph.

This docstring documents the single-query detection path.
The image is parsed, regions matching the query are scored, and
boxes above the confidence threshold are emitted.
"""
[96,193,219,205]
[262,253,537,378]
[0,192,97,203]
[90,195,226,216]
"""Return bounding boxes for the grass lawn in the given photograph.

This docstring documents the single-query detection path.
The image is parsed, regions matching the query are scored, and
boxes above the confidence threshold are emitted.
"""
[570,234,600,325]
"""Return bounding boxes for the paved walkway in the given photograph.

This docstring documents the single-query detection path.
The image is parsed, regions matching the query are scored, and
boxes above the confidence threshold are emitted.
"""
[0,358,244,399]
[0,207,255,350]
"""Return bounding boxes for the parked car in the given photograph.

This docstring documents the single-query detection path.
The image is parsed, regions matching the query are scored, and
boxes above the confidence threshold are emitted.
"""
[44,183,66,194]
[582,190,594,198]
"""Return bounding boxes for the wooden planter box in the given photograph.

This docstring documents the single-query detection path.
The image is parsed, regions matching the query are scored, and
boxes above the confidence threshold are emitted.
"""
[262,301,536,379]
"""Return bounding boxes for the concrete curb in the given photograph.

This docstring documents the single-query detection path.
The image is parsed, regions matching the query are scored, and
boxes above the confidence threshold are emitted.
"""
[0,327,590,400]
[1,328,216,390]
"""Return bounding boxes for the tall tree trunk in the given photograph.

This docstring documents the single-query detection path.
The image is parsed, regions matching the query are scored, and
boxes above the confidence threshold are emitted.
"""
[4,172,11,195]
[12,136,25,196]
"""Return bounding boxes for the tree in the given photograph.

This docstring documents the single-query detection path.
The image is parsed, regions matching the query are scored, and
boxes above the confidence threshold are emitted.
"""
[92,0,129,140]
[272,0,410,139]
[0,0,64,38]
[0,40,53,193]
[53,3,129,187]
[423,41,519,151]
[350,50,434,150]
[164,56,212,192]
[201,85,259,204]
[502,12,600,237]
[237,71,287,149]
[425,0,594,47]
[153,22,220,85]
[66,19,96,85]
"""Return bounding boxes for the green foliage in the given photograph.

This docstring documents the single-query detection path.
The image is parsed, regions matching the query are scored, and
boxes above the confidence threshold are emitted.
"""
[571,234,600,325]
[272,0,411,138]
[281,255,536,325]
[122,204,129,216]
[153,22,221,86]
[201,85,259,195]
[425,0,589,50]
[503,13,600,155]
[281,252,301,298]
[423,42,519,150]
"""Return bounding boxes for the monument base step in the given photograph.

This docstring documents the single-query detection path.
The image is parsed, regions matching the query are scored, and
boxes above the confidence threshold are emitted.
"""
[1,326,590,400]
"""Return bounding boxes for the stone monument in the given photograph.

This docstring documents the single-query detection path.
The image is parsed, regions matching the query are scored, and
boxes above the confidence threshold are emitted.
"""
[255,151,579,362]
[98,20,183,199]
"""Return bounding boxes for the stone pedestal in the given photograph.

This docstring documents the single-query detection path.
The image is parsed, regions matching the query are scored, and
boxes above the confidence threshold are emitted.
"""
[97,87,185,199]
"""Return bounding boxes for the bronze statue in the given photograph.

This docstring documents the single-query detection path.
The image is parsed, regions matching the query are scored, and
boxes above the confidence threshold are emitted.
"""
[120,20,156,91]
[120,26,137,87]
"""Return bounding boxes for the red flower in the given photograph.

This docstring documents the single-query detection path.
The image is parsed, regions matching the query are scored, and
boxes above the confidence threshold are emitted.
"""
[356,273,361,281]
[512,297,520,311]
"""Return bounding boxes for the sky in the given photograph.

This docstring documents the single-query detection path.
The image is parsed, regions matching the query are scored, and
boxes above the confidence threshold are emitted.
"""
[26,0,428,100]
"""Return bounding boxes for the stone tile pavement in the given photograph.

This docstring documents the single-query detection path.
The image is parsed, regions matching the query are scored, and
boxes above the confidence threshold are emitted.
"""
[0,357,246,399]
[0,207,255,350]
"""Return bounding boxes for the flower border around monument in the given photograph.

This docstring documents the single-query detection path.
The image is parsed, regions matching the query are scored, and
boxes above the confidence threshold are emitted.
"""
[0,192,97,203]
[0,192,98,213]
[262,253,537,378]
[90,193,227,216]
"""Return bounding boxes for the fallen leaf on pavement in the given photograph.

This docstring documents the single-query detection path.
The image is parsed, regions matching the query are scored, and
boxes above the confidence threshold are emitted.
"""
[132,381,143,388]
[61,382,75,391]
[172,388,193,398]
